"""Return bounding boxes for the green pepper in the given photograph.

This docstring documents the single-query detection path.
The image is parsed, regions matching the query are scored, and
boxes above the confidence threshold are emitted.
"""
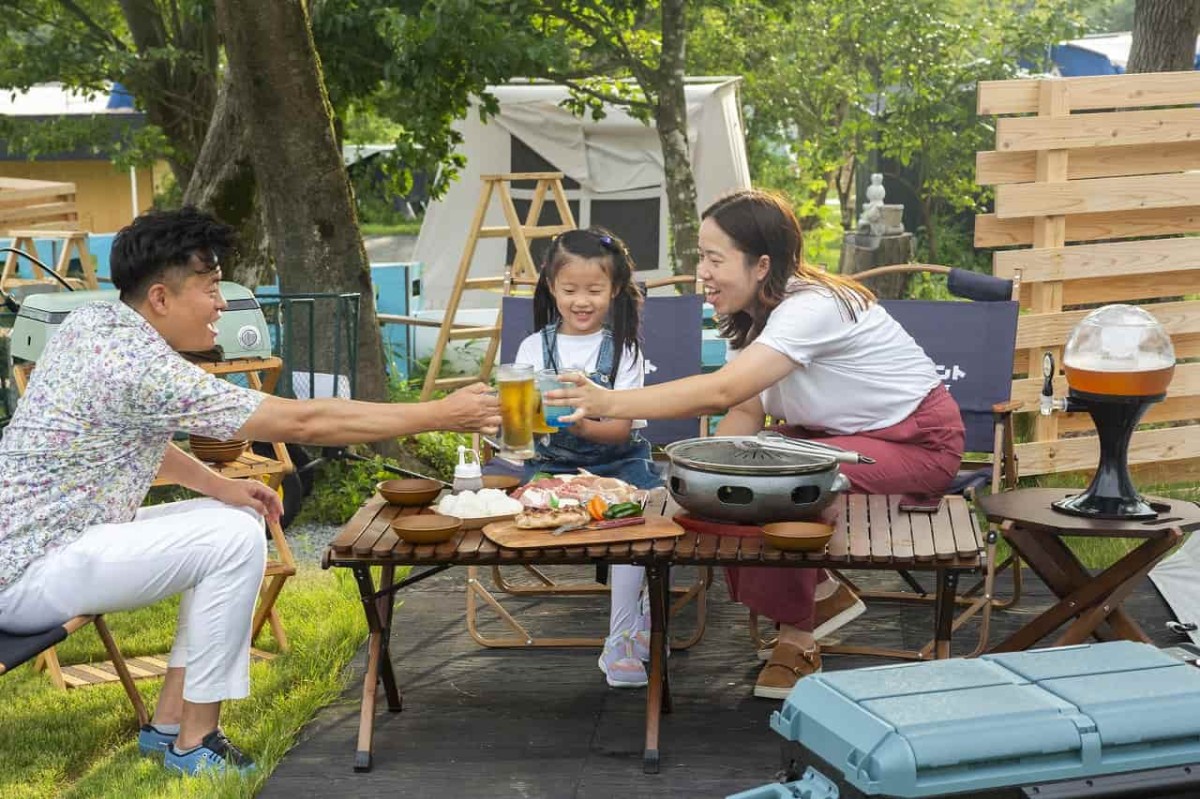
[603,502,642,519]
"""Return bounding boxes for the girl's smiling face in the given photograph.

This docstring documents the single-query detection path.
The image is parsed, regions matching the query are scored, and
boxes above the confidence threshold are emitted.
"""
[697,216,767,316]
[550,256,614,335]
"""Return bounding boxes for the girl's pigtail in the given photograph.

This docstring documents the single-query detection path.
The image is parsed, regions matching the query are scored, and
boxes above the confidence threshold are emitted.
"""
[533,236,563,330]
[600,232,643,386]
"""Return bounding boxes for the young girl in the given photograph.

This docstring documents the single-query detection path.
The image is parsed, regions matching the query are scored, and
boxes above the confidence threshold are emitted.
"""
[514,227,659,689]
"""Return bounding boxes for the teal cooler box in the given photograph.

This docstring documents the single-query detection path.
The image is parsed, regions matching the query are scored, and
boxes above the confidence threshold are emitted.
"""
[731,642,1200,799]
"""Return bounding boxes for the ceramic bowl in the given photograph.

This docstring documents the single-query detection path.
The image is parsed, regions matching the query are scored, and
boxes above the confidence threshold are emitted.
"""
[760,521,834,552]
[377,478,443,506]
[390,513,462,544]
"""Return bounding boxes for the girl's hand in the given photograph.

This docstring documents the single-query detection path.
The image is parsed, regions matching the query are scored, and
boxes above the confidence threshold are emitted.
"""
[546,371,613,423]
[210,476,284,525]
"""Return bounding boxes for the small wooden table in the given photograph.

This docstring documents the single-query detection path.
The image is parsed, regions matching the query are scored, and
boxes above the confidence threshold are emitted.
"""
[323,491,983,774]
[979,488,1200,653]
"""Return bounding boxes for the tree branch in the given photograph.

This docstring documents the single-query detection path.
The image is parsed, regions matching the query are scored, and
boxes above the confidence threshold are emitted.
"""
[54,0,129,51]
[539,0,655,86]
[560,78,654,112]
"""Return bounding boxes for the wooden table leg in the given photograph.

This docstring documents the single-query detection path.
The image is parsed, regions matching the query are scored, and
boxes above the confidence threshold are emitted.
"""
[1053,530,1181,647]
[993,527,1180,653]
[932,569,960,659]
[643,560,670,774]
[660,563,673,715]
[350,564,397,772]
[376,565,402,712]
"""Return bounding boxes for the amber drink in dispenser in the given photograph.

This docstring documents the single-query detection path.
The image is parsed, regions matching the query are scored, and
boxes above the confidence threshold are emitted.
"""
[496,363,536,458]
[1051,304,1177,520]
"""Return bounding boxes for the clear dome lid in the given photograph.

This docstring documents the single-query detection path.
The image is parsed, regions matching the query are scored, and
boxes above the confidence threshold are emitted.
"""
[1063,304,1176,396]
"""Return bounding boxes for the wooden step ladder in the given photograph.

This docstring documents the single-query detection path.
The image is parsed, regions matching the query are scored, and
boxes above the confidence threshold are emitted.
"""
[419,173,577,401]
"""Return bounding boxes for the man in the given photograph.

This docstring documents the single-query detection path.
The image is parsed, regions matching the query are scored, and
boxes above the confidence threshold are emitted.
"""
[0,207,499,776]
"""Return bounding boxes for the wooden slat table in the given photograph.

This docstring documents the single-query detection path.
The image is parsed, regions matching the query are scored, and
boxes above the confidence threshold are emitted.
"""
[323,491,984,774]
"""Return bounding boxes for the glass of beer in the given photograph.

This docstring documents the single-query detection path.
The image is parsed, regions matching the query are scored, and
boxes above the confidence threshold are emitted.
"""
[496,363,536,458]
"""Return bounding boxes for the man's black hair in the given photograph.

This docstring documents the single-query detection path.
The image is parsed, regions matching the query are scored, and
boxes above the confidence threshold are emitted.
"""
[110,206,236,302]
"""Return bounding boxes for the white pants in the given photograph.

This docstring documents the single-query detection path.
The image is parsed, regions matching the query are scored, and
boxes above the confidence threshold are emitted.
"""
[609,564,644,639]
[0,498,266,704]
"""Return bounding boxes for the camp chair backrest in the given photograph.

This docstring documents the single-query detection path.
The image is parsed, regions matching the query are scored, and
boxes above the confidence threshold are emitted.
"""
[499,293,704,446]
[879,296,1018,454]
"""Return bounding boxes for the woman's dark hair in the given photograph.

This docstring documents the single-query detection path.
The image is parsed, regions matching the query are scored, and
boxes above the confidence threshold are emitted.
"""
[533,227,643,384]
[110,206,235,302]
[702,189,874,349]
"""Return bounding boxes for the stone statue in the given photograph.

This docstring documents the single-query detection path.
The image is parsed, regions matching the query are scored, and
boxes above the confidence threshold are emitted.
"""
[857,173,905,237]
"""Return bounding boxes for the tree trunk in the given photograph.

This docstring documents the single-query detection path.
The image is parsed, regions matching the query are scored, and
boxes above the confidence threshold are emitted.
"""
[1127,0,1200,73]
[652,0,700,285]
[118,0,219,188]
[839,232,915,300]
[182,72,273,289]
[214,0,390,410]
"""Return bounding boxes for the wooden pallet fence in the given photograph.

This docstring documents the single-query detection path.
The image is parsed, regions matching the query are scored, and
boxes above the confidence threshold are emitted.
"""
[975,70,1200,481]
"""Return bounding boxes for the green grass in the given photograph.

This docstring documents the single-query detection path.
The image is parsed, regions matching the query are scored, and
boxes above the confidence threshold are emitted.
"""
[996,473,1199,570]
[359,220,423,237]
[0,567,372,799]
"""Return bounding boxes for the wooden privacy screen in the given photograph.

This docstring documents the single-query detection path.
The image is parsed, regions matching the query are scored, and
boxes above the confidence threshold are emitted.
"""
[975,71,1200,481]
[0,177,80,232]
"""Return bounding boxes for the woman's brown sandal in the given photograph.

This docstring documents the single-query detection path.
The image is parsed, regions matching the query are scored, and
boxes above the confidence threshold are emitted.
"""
[753,642,822,699]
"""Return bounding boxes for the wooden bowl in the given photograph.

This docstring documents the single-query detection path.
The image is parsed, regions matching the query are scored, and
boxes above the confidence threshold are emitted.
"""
[390,513,462,544]
[188,436,248,463]
[377,478,443,506]
[761,521,834,552]
[481,474,522,493]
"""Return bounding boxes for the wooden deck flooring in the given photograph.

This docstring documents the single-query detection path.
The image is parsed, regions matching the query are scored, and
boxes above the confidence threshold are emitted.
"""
[262,565,1181,799]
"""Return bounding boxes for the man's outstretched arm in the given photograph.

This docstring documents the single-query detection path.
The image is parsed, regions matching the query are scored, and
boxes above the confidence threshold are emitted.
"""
[235,382,500,445]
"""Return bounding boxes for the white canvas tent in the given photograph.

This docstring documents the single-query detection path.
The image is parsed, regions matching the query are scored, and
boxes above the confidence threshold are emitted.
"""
[1151,537,1200,647]
[413,78,750,317]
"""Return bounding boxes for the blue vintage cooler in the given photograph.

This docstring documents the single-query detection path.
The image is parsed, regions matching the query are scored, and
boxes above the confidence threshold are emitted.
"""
[730,642,1200,798]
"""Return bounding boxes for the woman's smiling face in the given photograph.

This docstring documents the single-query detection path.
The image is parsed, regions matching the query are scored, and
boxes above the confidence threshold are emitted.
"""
[697,217,765,316]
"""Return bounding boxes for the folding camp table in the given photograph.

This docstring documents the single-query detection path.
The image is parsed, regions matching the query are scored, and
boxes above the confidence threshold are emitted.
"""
[978,488,1200,652]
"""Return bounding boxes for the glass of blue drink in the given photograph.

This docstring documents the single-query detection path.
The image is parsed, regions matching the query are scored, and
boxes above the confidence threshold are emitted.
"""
[537,368,576,430]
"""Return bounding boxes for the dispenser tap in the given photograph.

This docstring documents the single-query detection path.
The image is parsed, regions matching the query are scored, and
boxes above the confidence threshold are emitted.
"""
[1040,352,1068,415]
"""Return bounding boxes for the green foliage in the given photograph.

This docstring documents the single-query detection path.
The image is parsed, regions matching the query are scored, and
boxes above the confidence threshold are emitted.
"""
[296,455,401,525]
[407,430,472,480]
[689,0,1085,262]
[1078,0,1135,32]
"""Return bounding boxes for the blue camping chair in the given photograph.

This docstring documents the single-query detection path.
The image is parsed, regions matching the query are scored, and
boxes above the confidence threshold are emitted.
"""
[466,280,713,651]
[751,264,1023,661]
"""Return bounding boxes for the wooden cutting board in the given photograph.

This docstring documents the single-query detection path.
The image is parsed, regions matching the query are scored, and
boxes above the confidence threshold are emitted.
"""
[483,516,685,549]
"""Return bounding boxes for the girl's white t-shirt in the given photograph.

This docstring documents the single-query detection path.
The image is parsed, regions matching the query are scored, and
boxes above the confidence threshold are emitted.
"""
[727,287,940,434]
[515,329,647,428]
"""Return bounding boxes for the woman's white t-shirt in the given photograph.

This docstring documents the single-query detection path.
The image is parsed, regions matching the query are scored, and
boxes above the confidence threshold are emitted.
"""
[515,329,647,428]
[728,287,940,434]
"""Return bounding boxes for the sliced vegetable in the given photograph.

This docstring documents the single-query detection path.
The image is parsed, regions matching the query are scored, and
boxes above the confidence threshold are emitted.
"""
[587,495,609,521]
[549,493,560,509]
[603,501,642,519]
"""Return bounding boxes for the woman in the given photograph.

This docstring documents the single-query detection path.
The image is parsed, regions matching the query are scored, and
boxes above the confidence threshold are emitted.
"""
[551,189,964,699]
